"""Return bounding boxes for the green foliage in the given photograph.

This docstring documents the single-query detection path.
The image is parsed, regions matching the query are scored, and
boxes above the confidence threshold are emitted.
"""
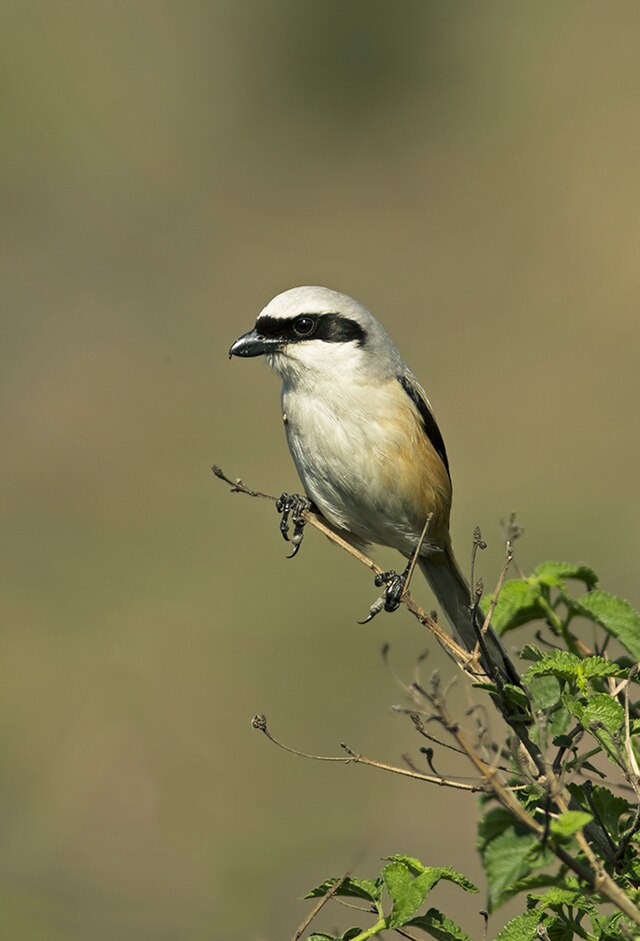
[573,590,640,661]
[305,876,383,904]
[302,858,476,941]
[295,562,640,939]
[549,810,593,840]
[481,560,599,636]
[522,649,626,692]
[408,909,474,941]
[477,808,553,909]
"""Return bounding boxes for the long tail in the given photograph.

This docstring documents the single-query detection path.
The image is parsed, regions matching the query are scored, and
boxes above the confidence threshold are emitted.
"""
[418,546,520,685]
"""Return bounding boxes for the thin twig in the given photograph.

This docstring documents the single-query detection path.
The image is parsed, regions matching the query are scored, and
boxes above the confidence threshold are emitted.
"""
[251,715,484,792]
[214,465,489,680]
[420,679,640,929]
[291,871,351,941]
[403,513,433,595]
[478,540,513,647]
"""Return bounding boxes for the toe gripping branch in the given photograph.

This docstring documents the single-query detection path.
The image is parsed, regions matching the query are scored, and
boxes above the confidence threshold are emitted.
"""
[276,492,313,558]
[359,558,413,624]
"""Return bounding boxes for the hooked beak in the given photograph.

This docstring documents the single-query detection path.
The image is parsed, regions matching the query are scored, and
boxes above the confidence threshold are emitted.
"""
[228,327,283,359]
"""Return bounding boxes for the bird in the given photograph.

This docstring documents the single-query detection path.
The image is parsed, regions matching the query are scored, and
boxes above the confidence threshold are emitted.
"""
[229,285,518,684]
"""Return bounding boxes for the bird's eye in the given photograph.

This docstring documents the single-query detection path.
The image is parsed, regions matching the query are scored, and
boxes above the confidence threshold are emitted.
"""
[292,315,316,337]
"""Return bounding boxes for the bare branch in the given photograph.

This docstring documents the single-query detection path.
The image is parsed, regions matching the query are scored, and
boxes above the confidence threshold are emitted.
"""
[251,714,484,793]
[214,465,490,681]
[291,871,351,941]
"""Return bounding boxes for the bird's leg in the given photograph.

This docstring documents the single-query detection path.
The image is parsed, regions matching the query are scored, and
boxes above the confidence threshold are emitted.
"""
[275,492,313,558]
[359,557,413,623]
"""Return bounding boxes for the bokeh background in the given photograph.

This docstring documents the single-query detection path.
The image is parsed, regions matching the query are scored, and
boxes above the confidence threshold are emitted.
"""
[2,3,640,939]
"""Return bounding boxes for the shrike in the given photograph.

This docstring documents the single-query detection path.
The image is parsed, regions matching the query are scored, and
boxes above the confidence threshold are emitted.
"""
[229,286,517,684]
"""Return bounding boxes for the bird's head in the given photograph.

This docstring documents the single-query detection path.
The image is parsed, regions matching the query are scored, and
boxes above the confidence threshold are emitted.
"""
[229,286,402,387]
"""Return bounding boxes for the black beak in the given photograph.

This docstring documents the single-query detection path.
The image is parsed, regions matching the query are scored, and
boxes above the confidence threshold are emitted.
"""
[228,327,282,359]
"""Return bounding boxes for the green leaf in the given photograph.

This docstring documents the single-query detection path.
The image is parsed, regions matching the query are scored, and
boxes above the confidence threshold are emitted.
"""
[574,590,640,661]
[383,861,434,928]
[594,911,637,939]
[304,876,382,903]
[494,909,547,941]
[590,788,632,841]
[520,643,545,662]
[549,810,593,840]
[533,561,598,590]
[528,674,562,710]
[480,580,545,635]
[568,785,631,840]
[522,650,585,689]
[307,932,364,941]
[582,658,627,680]
[526,884,598,915]
[507,873,570,897]
[477,806,516,847]
[408,908,473,941]
[562,693,625,759]
[523,650,624,692]
[383,857,477,894]
[478,810,547,910]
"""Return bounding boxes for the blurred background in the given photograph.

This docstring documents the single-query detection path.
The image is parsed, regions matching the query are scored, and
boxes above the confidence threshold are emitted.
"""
[2,2,640,938]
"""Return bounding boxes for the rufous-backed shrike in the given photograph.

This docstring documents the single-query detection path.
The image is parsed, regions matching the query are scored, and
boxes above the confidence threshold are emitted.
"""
[230,286,517,684]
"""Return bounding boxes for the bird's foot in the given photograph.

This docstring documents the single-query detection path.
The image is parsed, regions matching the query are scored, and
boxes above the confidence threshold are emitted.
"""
[275,492,313,558]
[359,560,412,624]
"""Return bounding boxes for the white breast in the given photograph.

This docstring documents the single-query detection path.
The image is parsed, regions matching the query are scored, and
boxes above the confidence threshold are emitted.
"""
[281,377,447,556]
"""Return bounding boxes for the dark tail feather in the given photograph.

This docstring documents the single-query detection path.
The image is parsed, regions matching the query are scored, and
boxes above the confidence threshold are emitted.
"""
[418,548,520,685]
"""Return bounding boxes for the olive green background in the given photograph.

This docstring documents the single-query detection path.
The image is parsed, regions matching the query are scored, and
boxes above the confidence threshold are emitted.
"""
[2,3,639,939]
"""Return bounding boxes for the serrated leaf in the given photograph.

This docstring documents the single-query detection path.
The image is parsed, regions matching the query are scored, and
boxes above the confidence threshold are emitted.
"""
[522,650,584,685]
[494,909,546,941]
[594,911,636,939]
[383,857,477,894]
[408,908,473,941]
[578,785,631,840]
[506,683,532,710]
[523,650,623,692]
[582,657,627,680]
[509,873,570,897]
[384,854,427,874]
[533,561,598,590]
[304,876,382,903]
[527,884,598,915]
[308,932,363,941]
[477,807,516,847]
[480,580,545,635]
[528,674,562,710]
[520,644,545,662]
[477,810,544,911]
[593,790,633,841]
[383,861,434,928]
[549,810,593,839]
[574,590,640,661]
[563,693,625,759]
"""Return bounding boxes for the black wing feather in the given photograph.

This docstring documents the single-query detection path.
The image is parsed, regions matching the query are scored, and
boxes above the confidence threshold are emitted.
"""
[397,375,451,480]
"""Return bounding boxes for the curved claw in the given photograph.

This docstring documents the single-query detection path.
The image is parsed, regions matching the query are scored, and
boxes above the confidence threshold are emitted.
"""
[360,564,411,623]
[276,492,312,557]
[382,573,406,612]
[358,593,386,624]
